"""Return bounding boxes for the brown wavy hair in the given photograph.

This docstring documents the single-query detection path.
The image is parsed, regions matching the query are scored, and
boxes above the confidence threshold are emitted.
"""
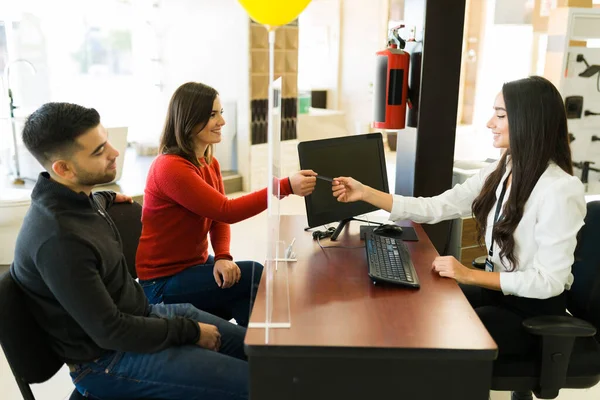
[471,76,573,271]
[159,82,218,167]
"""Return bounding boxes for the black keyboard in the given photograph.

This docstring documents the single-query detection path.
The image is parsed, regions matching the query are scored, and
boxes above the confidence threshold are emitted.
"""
[365,232,420,288]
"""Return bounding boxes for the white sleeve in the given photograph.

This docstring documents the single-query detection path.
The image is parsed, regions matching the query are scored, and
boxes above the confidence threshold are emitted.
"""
[500,176,586,299]
[390,161,497,224]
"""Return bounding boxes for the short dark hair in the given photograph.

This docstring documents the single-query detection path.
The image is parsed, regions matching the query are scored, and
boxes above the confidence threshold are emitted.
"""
[22,102,101,166]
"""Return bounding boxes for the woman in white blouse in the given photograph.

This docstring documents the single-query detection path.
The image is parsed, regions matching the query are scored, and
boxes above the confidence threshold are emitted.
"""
[332,76,586,357]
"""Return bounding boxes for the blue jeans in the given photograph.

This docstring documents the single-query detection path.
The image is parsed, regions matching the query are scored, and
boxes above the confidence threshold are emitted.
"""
[69,303,248,400]
[140,256,264,327]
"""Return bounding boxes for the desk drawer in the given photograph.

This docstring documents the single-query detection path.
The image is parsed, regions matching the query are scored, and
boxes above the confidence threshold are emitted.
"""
[461,217,480,248]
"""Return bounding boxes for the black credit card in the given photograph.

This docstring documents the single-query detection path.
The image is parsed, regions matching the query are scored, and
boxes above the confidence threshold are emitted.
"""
[316,175,333,182]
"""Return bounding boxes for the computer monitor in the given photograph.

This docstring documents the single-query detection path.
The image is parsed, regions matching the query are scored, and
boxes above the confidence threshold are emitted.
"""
[298,133,389,240]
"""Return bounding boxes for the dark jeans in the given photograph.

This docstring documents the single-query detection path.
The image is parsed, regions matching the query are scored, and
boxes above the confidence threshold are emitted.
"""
[460,284,566,357]
[69,303,248,399]
[140,256,264,327]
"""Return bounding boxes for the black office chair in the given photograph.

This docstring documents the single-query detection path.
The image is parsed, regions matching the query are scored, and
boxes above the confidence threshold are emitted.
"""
[0,201,143,400]
[106,200,143,279]
[491,200,600,399]
[0,272,84,400]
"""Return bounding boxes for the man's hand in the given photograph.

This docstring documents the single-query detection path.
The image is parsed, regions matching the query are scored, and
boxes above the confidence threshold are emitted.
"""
[197,323,221,351]
[332,177,366,203]
[431,256,473,284]
[289,170,317,196]
[114,193,133,203]
[213,259,241,288]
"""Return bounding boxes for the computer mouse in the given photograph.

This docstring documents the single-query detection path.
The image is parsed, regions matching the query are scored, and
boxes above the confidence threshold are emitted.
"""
[373,224,403,237]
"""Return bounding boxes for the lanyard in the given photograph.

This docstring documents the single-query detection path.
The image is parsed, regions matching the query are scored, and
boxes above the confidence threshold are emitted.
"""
[489,172,511,259]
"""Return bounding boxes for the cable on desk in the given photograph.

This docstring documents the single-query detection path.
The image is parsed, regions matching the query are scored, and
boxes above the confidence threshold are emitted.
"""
[316,235,365,251]
[353,217,384,226]
[304,224,332,232]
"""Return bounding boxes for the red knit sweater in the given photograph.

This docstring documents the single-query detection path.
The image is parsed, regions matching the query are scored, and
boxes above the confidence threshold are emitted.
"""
[136,154,292,280]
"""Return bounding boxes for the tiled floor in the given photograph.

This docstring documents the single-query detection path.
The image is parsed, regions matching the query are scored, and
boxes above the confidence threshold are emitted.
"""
[1,145,599,399]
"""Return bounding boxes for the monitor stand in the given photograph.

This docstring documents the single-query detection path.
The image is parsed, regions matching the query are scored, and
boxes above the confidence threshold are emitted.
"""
[330,217,384,241]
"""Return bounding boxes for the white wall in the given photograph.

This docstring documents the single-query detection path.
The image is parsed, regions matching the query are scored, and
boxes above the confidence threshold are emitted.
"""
[0,0,158,145]
[296,0,390,133]
[472,0,534,128]
[159,0,248,110]
[338,0,389,134]
[159,0,249,174]
[444,0,535,163]
[298,0,341,109]
[0,0,250,177]
[403,0,425,32]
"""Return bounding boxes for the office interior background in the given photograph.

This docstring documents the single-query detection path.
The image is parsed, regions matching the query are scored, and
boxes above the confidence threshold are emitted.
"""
[1,0,600,399]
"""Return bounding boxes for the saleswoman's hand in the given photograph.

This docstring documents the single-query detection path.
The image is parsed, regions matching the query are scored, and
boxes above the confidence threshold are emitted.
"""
[214,259,241,288]
[332,177,365,203]
[431,256,472,284]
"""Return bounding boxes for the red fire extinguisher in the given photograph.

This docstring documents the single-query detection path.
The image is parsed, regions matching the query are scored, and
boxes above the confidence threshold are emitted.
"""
[373,25,410,130]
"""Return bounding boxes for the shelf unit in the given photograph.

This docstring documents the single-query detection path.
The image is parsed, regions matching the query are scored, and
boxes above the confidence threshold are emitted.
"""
[248,20,301,191]
[249,21,299,145]
[544,7,600,192]
[544,7,600,87]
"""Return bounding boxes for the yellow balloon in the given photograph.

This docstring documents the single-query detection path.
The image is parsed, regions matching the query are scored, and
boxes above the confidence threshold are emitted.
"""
[238,0,312,29]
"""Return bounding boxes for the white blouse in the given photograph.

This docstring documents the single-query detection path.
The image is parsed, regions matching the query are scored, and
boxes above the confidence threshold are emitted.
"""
[390,161,586,299]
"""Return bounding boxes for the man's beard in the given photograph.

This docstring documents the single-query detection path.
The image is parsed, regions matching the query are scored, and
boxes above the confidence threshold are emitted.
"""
[73,165,116,186]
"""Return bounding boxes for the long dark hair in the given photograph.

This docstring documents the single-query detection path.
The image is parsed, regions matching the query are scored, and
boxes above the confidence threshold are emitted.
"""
[471,76,573,271]
[159,82,218,167]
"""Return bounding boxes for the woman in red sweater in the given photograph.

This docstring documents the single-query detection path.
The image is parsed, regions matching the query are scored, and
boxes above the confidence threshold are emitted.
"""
[136,82,316,327]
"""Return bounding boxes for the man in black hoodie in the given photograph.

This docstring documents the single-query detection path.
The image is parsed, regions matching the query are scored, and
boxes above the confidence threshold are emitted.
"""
[11,103,249,400]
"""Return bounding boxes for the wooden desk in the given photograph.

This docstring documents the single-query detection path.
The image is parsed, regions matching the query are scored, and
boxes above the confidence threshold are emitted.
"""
[245,215,498,400]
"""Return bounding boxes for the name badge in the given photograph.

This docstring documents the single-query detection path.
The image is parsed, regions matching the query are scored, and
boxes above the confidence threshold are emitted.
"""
[485,258,494,272]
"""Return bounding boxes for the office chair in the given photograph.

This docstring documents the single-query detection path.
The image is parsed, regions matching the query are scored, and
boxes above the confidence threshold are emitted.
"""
[491,200,600,399]
[106,200,143,279]
[0,201,143,400]
[0,272,85,400]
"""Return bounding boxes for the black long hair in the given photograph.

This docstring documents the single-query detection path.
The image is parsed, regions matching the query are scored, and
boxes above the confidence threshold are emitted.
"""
[159,82,218,167]
[471,76,573,271]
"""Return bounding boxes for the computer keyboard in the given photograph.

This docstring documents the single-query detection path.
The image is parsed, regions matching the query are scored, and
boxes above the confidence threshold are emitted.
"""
[365,232,420,288]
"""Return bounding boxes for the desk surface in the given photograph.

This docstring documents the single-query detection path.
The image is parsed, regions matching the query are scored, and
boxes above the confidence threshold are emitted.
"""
[245,215,497,357]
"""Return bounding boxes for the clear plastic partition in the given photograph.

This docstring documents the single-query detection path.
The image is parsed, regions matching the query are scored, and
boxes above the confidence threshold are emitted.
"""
[247,30,292,343]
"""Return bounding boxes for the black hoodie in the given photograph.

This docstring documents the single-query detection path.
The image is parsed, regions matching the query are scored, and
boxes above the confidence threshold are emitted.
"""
[10,173,200,363]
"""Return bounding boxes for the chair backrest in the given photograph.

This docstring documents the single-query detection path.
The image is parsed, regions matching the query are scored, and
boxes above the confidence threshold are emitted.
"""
[106,201,143,279]
[0,201,143,400]
[568,200,600,337]
[0,272,63,385]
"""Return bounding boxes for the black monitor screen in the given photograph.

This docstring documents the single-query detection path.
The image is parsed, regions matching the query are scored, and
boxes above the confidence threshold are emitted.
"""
[298,133,389,228]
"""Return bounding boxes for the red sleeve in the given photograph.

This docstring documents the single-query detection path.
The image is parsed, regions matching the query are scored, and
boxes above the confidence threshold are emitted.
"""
[279,177,293,197]
[208,159,233,261]
[210,173,291,260]
[154,155,269,224]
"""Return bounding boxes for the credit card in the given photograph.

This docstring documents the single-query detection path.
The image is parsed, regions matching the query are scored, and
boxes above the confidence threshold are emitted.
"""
[316,175,333,182]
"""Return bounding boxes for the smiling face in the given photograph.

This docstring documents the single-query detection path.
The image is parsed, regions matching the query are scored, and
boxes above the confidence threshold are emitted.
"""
[193,96,225,153]
[486,92,510,149]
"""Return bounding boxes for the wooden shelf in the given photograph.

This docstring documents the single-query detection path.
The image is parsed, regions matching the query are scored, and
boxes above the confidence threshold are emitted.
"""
[249,19,300,146]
